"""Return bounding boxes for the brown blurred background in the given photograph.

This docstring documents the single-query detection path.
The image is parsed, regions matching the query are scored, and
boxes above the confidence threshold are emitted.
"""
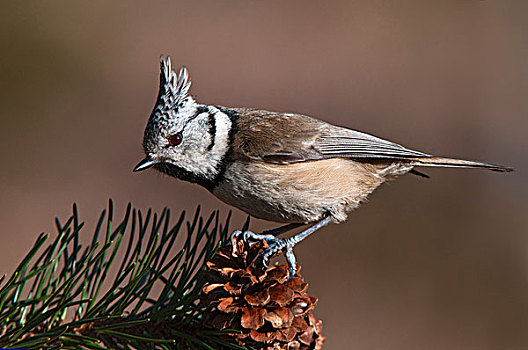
[1,1,527,349]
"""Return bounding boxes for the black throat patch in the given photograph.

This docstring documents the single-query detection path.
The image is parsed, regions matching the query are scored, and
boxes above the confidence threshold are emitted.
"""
[154,162,216,189]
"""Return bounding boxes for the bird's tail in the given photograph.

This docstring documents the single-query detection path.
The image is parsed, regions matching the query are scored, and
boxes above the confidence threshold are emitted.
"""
[413,157,513,172]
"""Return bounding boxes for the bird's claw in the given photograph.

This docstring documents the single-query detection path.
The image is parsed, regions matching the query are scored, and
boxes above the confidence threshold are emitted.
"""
[230,230,277,255]
[229,230,298,278]
[261,239,297,277]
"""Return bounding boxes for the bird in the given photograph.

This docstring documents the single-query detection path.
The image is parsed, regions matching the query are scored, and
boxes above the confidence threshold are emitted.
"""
[134,56,512,277]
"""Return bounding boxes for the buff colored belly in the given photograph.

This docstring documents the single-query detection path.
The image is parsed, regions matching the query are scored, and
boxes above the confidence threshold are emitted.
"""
[212,158,385,223]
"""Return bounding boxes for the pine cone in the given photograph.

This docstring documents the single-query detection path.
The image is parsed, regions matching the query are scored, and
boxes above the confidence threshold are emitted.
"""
[201,236,325,349]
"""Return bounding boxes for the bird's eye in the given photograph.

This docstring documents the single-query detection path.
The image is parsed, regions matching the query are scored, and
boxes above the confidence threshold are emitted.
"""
[169,132,183,146]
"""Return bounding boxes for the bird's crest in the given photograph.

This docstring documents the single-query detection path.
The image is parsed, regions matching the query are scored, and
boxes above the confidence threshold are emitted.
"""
[156,56,192,112]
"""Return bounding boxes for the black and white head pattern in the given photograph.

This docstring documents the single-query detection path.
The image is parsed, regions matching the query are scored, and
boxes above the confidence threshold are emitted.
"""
[142,56,234,186]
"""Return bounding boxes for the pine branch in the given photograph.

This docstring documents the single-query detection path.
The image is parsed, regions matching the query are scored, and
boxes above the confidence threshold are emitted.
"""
[0,200,242,349]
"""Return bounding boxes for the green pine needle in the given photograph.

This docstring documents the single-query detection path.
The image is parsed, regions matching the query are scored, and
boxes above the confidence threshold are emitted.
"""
[0,200,243,349]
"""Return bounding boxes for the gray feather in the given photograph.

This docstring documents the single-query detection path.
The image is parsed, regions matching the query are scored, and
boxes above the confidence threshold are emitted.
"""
[231,108,430,164]
[314,126,431,159]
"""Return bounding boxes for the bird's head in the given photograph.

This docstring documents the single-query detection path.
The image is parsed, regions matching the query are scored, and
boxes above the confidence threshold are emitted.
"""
[134,56,234,187]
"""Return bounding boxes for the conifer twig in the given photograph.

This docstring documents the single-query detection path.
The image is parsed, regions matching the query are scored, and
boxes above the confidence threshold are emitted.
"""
[0,200,240,349]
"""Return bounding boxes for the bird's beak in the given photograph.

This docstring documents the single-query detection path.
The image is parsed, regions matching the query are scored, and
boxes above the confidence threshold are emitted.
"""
[133,156,158,172]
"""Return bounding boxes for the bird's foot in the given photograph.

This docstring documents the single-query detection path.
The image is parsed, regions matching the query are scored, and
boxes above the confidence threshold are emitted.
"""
[229,230,298,278]
[261,237,298,277]
[229,218,331,278]
[230,230,276,254]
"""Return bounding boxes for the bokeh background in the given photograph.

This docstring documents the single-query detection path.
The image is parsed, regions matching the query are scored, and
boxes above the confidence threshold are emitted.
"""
[1,1,527,349]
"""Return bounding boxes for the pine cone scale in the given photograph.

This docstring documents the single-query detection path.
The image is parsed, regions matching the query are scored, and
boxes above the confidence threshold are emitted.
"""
[201,237,325,349]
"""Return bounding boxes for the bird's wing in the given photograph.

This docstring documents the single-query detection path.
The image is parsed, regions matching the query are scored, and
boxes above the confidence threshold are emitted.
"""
[231,108,430,164]
[313,127,430,160]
